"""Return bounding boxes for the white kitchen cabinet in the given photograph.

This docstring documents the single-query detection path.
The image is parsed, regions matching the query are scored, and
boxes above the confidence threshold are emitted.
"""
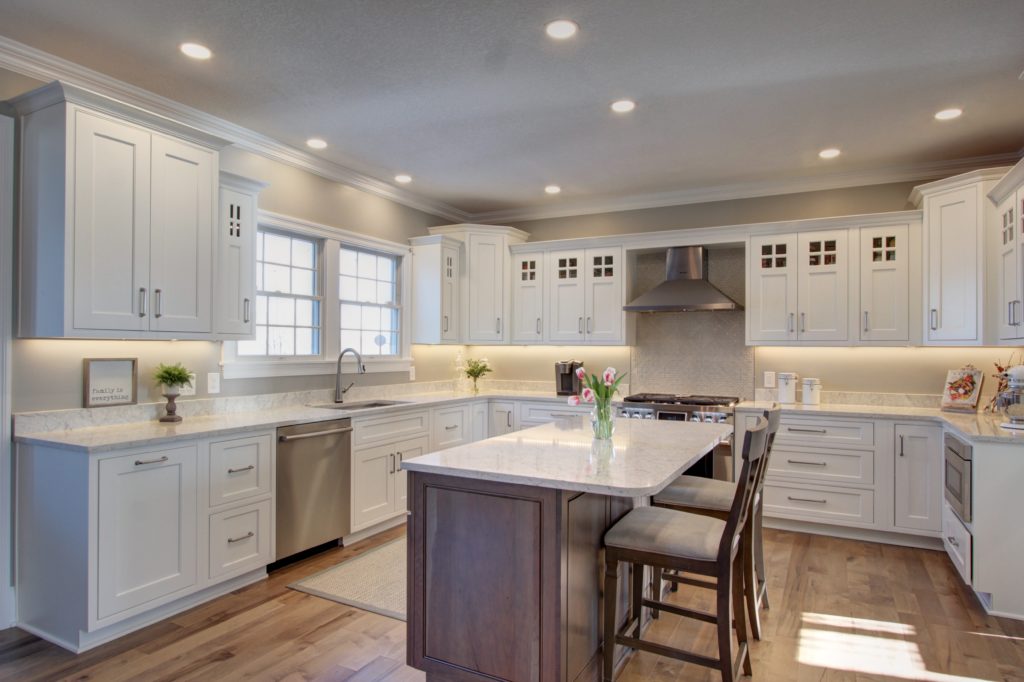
[471,401,489,441]
[395,437,427,514]
[859,224,910,342]
[893,424,942,533]
[96,444,199,621]
[747,234,798,342]
[545,247,624,344]
[489,401,519,437]
[468,233,507,342]
[430,404,472,451]
[13,82,227,339]
[989,159,1024,343]
[410,236,462,344]
[352,435,428,531]
[796,230,848,342]
[215,173,266,338]
[511,252,545,342]
[208,498,273,581]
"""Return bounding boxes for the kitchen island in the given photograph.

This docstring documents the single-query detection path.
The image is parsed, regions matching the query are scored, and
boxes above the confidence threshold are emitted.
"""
[403,416,732,682]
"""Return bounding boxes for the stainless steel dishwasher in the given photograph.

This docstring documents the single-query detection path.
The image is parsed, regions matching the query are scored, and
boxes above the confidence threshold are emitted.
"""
[276,418,352,560]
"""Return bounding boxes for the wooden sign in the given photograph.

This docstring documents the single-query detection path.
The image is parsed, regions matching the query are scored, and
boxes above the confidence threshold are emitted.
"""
[83,358,138,408]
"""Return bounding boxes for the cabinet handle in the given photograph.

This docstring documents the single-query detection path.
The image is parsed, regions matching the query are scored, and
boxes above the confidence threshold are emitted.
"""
[278,426,353,442]
[946,536,960,547]
[443,315,448,333]
[445,424,458,430]
[586,317,593,334]
[787,427,827,434]
[138,288,148,317]
[1009,302,1013,326]
[899,434,905,457]
[863,311,869,333]
[1015,301,1021,326]
[930,308,938,331]
[228,465,255,474]
[507,410,512,428]
[134,455,169,466]
[243,298,251,324]
[398,452,403,467]
[153,289,163,318]
[788,312,794,333]
[536,317,541,335]
[800,312,806,333]
[390,453,396,474]
[578,317,584,334]
[227,531,255,544]
[788,496,827,504]
[786,459,827,467]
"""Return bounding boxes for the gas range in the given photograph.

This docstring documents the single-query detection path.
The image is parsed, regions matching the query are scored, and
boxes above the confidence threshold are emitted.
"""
[618,393,739,423]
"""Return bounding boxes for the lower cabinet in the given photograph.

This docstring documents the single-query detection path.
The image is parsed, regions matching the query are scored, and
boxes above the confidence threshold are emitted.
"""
[351,426,429,532]
[208,498,273,580]
[489,401,518,436]
[471,401,488,441]
[893,424,942,532]
[430,404,472,451]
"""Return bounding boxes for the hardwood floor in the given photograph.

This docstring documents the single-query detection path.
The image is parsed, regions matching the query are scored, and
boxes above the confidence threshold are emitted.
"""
[1,527,1022,681]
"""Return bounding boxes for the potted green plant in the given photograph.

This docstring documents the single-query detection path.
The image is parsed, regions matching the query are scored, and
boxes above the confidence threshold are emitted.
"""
[154,362,192,423]
[463,358,492,395]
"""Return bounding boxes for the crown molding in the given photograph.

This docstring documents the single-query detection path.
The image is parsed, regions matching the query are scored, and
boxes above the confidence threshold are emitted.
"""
[988,157,1024,205]
[0,36,470,222]
[473,152,1023,224]
[908,166,1012,206]
[257,209,410,256]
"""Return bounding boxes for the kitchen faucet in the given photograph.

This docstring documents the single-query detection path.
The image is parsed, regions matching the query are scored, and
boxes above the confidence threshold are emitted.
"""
[335,347,366,403]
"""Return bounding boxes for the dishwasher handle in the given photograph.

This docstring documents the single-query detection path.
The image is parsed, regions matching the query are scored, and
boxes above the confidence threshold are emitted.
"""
[278,426,353,442]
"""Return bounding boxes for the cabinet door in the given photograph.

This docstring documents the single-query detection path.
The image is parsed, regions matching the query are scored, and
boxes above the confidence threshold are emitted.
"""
[467,233,505,342]
[216,186,256,336]
[489,401,518,437]
[72,110,151,332]
[798,231,848,342]
[441,244,461,342]
[351,442,398,531]
[431,404,471,451]
[926,186,980,343]
[149,134,215,334]
[512,253,545,343]
[546,250,586,342]
[395,436,428,514]
[96,444,198,620]
[894,424,942,533]
[471,401,489,441]
[747,235,798,341]
[584,247,623,343]
[996,195,1020,340]
[859,225,909,342]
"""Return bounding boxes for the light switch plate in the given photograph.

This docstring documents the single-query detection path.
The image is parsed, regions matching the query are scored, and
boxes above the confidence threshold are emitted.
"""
[409,365,416,381]
[207,372,221,394]
[763,371,776,388]
[179,373,197,396]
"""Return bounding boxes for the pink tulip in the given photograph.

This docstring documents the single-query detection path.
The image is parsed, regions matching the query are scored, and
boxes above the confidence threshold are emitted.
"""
[567,395,581,406]
[575,367,586,380]
[581,387,595,403]
[603,367,616,384]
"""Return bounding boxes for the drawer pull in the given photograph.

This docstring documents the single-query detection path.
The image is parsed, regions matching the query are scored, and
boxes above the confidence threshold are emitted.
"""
[227,531,255,544]
[786,427,827,434]
[134,455,169,466]
[227,465,255,474]
[787,495,827,504]
[946,536,960,548]
[445,424,459,431]
[786,459,827,467]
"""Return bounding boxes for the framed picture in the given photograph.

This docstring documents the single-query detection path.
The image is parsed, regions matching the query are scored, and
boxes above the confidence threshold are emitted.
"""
[941,366,983,412]
[83,358,138,408]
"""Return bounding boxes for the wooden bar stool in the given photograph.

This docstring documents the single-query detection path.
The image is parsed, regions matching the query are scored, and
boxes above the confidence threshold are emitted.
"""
[602,417,771,682]
[652,405,780,639]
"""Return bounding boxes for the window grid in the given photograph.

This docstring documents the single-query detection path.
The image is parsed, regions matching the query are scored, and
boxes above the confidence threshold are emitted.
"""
[339,246,400,357]
[237,230,322,357]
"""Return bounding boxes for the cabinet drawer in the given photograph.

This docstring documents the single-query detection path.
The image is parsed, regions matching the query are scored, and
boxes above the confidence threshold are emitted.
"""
[431,405,471,451]
[763,482,874,525]
[209,498,273,580]
[749,416,873,448]
[942,501,972,584]
[208,433,272,507]
[767,445,874,485]
[518,401,590,424]
[353,409,429,448]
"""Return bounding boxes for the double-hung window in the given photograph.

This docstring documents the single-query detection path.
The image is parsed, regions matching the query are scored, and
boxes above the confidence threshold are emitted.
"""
[339,246,400,356]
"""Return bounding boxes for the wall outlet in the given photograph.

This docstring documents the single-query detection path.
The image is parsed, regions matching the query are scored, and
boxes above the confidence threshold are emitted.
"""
[207,372,221,394]
[409,365,416,381]
[179,373,197,396]
[763,371,776,388]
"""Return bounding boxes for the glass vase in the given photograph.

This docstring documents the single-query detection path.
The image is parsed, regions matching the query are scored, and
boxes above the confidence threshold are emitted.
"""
[591,402,615,440]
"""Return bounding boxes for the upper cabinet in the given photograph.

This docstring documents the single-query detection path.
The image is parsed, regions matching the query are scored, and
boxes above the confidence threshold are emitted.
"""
[410,235,463,344]
[858,224,911,343]
[511,252,544,343]
[987,159,1024,344]
[543,246,624,345]
[13,82,229,340]
[747,234,798,342]
[216,173,267,338]
[467,232,509,342]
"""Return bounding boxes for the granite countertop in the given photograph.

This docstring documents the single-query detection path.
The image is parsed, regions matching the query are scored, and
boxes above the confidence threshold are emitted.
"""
[400,417,732,496]
[13,391,586,453]
[735,400,1024,444]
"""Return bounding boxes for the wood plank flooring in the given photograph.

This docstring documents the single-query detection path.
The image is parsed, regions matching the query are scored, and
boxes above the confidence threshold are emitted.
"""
[1,527,1023,681]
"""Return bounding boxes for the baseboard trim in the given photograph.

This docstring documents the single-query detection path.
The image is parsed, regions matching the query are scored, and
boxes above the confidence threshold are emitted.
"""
[764,518,944,550]
[343,515,407,546]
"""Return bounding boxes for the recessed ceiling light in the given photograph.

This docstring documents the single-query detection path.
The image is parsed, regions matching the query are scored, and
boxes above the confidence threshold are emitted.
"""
[934,108,963,121]
[306,138,328,150]
[179,42,212,60]
[545,19,578,40]
[611,99,636,114]
[818,147,841,160]
[545,185,562,195]
[395,174,413,184]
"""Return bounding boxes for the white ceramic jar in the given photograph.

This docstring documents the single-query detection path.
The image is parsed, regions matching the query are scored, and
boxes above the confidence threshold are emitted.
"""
[802,377,822,405]
[777,372,798,404]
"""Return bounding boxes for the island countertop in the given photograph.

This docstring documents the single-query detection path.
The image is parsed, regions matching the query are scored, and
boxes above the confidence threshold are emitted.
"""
[401,416,732,496]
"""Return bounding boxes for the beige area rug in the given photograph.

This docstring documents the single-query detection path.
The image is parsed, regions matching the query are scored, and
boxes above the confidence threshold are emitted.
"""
[289,538,406,621]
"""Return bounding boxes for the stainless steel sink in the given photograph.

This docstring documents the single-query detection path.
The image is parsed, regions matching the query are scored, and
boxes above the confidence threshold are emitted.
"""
[309,400,411,411]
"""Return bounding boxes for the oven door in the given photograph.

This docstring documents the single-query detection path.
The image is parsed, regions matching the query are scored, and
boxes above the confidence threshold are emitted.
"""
[944,446,971,524]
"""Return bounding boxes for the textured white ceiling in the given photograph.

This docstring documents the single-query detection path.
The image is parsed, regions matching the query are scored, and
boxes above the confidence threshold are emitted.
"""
[0,0,1022,217]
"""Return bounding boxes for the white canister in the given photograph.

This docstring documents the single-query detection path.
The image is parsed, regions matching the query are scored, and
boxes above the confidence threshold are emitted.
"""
[802,377,822,405]
[777,372,798,404]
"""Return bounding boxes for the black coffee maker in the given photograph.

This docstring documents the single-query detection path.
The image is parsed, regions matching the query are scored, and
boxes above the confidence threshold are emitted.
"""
[555,360,584,396]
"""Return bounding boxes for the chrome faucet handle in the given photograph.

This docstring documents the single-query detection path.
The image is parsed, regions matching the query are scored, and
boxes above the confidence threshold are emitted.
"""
[343,381,356,395]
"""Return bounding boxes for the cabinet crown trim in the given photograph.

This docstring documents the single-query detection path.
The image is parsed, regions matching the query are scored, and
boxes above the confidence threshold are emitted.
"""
[909,166,1013,206]
[428,223,530,242]
[220,171,269,194]
[987,157,1024,205]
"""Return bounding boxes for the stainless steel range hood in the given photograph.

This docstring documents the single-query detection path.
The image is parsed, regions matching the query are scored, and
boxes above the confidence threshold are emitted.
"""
[623,246,742,312]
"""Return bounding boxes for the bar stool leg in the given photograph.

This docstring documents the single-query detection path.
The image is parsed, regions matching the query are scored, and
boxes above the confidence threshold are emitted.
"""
[651,566,663,619]
[603,556,619,682]
[716,563,736,682]
[742,523,763,640]
[732,552,753,677]
[631,563,644,638]
[754,498,770,610]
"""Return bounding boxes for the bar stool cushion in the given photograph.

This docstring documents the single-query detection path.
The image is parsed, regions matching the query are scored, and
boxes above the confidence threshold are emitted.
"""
[653,475,736,512]
[605,506,724,561]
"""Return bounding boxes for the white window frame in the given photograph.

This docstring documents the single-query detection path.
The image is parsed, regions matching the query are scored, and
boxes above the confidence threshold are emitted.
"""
[222,211,412,379]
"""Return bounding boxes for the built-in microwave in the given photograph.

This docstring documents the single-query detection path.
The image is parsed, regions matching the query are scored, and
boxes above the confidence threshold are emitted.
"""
[943,432,972,524]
